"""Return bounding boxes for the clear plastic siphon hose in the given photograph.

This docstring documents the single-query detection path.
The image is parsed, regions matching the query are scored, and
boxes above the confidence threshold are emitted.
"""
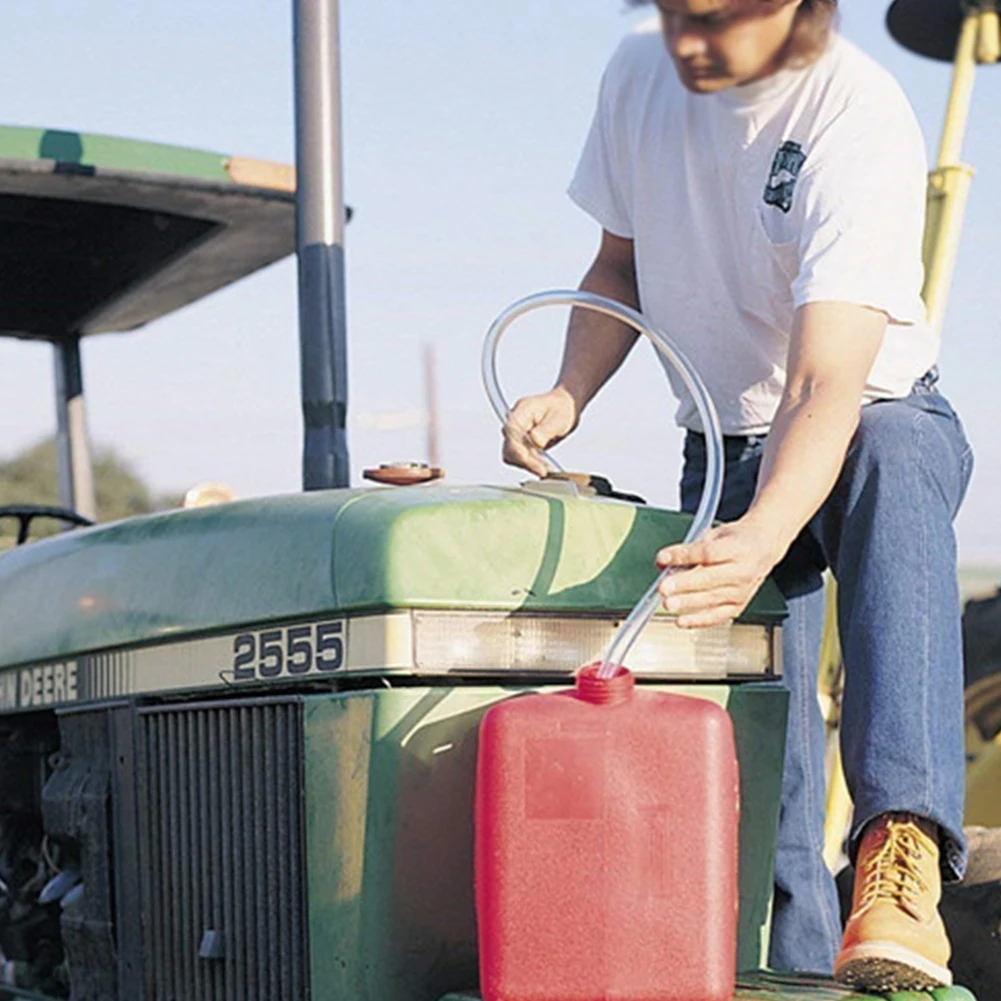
[482,289,725,679]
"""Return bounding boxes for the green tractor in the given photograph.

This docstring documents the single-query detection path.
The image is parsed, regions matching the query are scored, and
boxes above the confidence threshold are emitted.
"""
[0,2,995,1000]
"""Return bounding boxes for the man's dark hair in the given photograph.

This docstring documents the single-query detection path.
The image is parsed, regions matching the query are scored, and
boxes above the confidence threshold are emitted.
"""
[785,0,839,66]
[627,1,840,68]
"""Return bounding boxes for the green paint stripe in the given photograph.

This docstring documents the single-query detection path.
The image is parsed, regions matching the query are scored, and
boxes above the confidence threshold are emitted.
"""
[0,125,231,182]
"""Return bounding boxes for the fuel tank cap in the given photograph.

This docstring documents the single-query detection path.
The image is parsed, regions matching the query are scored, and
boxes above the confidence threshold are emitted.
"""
[362,462,444,486]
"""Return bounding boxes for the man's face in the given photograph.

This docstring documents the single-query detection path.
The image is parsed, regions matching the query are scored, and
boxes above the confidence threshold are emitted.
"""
[655,0,803,93]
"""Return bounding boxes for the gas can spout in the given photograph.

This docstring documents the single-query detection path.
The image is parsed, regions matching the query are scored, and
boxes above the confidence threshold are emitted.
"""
[575,663,635,705]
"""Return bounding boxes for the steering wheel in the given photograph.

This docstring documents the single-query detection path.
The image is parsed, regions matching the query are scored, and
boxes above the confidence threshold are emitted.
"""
[0,505,95,546]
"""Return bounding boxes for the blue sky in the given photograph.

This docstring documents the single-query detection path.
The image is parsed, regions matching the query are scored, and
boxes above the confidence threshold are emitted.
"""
[1,1,1000,564]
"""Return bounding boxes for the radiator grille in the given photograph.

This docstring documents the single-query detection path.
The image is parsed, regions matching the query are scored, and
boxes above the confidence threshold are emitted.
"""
[137,699,309,1001]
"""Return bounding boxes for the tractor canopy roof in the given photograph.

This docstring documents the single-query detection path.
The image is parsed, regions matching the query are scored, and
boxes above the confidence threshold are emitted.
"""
[0,125,295,340]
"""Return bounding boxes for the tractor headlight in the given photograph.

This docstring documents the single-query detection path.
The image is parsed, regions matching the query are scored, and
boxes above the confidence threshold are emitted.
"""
[349,610,781,681]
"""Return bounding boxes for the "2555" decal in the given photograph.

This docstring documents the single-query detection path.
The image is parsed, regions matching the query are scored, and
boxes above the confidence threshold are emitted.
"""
[232,621,344,681]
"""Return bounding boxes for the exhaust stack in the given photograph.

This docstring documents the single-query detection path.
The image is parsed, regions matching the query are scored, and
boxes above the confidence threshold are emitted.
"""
[294,0,350,489]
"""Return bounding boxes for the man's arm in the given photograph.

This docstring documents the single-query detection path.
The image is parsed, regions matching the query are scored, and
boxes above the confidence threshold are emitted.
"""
[502,230,640,476]
[655,301,888,627]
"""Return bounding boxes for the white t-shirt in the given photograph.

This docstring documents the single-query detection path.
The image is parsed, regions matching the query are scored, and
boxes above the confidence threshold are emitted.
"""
[568,25,936,435]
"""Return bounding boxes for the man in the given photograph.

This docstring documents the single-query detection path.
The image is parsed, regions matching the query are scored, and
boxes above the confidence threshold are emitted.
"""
[502,0,973,991]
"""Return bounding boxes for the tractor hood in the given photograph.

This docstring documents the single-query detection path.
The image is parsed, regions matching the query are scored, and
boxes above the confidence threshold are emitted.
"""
[0,483,785,672]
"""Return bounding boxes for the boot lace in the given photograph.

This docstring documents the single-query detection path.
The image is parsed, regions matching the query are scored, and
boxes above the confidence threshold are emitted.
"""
[856,821,929,921]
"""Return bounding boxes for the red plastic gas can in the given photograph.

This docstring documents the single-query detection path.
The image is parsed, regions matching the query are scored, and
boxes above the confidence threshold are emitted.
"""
[475,665,739,1001]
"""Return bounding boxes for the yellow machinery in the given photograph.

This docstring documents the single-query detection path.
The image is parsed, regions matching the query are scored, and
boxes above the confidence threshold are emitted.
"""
[822,0,1001,866]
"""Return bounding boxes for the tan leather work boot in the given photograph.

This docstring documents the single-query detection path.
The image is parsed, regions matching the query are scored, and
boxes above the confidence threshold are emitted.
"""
[834,813,952,992]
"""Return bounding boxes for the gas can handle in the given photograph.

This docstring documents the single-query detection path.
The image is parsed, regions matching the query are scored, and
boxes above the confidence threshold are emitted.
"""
[482,289,725,678]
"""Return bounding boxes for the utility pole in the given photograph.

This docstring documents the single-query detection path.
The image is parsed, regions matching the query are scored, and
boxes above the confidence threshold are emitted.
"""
[423,343,441,469]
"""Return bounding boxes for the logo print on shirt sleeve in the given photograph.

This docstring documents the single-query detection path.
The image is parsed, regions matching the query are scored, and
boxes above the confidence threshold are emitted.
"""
[764,141,807,214]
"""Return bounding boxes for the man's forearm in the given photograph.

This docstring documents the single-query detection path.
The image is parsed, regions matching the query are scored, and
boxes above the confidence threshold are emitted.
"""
[743,301,887,565]
[557,248,641,412]
[747,383,862,562]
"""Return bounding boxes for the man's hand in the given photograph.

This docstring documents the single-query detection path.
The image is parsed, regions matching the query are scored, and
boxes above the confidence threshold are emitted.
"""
[655,515,786,628]
[502,387,579,478]
[499,230,640,478]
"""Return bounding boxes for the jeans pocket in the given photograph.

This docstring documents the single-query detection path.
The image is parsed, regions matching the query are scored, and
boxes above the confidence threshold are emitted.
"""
[681,432,763,522]
[906,387,956,419]
[908,391,973,457]
[906,391,975,512]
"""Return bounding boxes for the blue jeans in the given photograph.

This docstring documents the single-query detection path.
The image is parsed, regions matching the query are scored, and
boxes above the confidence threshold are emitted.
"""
[680,379,973,975]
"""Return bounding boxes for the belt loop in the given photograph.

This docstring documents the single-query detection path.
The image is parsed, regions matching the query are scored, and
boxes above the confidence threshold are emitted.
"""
[917,366,940,391]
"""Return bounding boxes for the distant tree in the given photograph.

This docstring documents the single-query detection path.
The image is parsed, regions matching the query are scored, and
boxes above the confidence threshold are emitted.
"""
[0,438,181,543]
